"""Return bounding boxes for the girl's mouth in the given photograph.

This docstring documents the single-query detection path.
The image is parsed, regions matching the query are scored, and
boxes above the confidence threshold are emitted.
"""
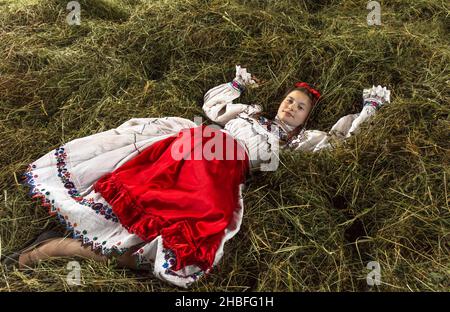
[284,110,294,118]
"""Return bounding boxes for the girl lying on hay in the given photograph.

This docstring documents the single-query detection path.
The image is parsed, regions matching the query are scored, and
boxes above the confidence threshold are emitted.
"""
[2,66,391,288]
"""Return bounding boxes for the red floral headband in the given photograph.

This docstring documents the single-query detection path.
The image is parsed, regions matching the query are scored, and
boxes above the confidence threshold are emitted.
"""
[294,82,321,105]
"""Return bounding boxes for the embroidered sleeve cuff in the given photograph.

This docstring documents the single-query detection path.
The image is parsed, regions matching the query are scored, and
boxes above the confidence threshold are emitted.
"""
[229,79,246,94]
[362,85,391,109]
[363,98,382,109]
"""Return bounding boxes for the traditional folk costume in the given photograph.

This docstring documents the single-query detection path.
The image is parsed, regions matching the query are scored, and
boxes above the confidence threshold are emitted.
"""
[21,66,390,288]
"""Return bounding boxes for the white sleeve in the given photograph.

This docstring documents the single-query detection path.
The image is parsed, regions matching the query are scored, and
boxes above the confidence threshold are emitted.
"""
[291,113,361,152]
[203,82,260,126]
[114,117,197,136]
[345,105,376,137]
[291,129,331,152]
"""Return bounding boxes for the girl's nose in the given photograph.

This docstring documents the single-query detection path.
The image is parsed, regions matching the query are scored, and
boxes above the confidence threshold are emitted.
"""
[289,103,299,111]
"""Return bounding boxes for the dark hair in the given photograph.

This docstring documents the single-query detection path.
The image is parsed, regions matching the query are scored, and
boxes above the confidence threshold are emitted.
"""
[284,86,317,105]
[250,86,317,144]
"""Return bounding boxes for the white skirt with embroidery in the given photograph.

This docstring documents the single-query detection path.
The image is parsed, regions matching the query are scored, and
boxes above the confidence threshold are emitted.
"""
[21,117,246,288]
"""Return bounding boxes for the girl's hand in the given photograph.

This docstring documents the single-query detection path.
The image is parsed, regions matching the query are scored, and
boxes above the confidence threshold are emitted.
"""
[363,85,391,109]
[234,65,262,88]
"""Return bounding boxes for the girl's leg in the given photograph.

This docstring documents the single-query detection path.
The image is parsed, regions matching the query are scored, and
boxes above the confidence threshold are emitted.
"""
[18,238,140,270]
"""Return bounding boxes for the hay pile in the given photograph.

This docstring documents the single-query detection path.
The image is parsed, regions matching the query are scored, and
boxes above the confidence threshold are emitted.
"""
[0,0,448,291]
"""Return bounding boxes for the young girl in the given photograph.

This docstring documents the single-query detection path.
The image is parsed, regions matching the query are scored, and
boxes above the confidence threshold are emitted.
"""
[3,66,391,288]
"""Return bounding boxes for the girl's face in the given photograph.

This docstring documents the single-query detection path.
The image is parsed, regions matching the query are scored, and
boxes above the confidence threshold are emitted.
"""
[276,90,313,128]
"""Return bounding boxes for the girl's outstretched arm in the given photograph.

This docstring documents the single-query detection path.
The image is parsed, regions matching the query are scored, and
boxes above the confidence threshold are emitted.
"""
[345,85,391,137]
[203,65,260,126]
[291,85,391,152]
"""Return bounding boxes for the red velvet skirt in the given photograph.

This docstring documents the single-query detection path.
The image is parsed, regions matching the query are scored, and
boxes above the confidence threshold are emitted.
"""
[93,125,249,272]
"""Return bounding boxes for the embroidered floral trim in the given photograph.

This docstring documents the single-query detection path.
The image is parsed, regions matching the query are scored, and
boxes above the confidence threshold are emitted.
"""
[237,115,273,154]
[21,163,128,256]
[285,128,308,149]
[161,247,206,280]
[53,146,119,223]
[250,115,309,150]
[362,85,390,105]
[363,99,381,109]
[257,116,289,142]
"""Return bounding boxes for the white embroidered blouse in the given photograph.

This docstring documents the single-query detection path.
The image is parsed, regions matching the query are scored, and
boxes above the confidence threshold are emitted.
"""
[202,79,372,171]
